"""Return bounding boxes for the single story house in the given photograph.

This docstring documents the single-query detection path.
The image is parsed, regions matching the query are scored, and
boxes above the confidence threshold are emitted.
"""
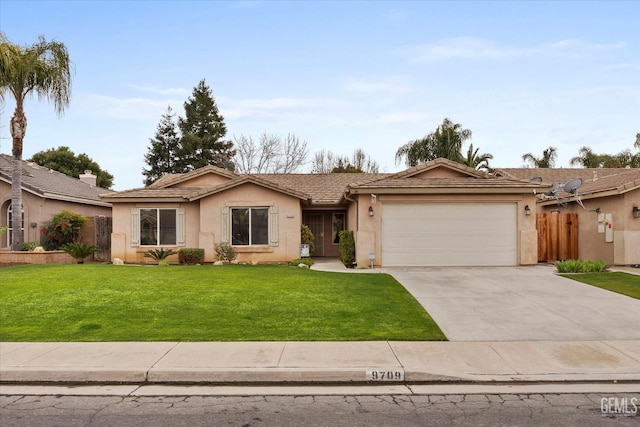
[0,153,112,249]
[497,167,640,265]
[101,158,544,267]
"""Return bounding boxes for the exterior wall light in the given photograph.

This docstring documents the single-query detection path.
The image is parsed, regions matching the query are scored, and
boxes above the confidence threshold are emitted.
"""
[524,205,531,216]
[369,206,374,217]
[633,206,640,219]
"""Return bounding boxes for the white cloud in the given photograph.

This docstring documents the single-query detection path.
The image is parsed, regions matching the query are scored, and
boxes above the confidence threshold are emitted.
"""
[75,93,179,120]
[407,37,626,62]
[345,77,412,94]
[221,97,346,120]
[126,84,191,96]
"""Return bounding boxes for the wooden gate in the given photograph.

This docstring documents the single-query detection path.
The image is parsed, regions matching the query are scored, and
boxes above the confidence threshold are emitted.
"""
[536,213,578,262]
[94,216,112,262]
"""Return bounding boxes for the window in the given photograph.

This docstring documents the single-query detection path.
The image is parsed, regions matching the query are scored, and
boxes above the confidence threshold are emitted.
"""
[231,207,268,246]
[332,212,345,245]
[140,208,177,246]
[6,204,24,246]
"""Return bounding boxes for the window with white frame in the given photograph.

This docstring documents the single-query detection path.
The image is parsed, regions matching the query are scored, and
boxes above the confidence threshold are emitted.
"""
[6,204,24,246]
[139,208,177,246]
[231,207,269,246]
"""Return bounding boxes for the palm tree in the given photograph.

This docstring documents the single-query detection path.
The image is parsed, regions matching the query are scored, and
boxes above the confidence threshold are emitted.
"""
[0,33,72,248]
[461,143,493,172]
[569,146,602,168]
[522,146,557,168]
[395,118,471,167]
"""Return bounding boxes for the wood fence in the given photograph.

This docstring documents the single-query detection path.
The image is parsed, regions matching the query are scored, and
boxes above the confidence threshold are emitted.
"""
[93,216,112,262]
[536,213,579,262]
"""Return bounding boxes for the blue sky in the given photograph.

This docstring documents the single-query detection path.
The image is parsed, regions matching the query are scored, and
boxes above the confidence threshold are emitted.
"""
[1,0,638,190]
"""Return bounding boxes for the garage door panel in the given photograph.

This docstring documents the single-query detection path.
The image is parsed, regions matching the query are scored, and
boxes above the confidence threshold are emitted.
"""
[382,202,517,267]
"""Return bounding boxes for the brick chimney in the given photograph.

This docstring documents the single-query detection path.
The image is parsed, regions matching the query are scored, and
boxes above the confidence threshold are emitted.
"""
[79,170,97,187]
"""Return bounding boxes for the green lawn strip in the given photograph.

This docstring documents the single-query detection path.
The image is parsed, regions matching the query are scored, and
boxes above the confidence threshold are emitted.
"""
[0,264,446,342]
[560,272,640,300]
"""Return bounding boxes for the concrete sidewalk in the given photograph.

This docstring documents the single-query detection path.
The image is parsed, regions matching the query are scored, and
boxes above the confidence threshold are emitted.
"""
[2,340,639,385]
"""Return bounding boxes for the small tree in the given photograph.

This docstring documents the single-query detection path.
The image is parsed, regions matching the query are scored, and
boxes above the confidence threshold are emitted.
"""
[301,224,315,256]
[339,230,356,267]
[214,242,237,263]
[233,132,309,173]
[176,79,235,172]
[29,146,114,188]
[142,106,180,185]
[40,210,88,250]
[144,248,175,266]
[62,243,96,263]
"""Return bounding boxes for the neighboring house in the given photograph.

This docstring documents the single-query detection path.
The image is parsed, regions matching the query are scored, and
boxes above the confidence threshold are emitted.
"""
[0,154,112,249]
[497,168,640,265]
[102,158,543,267]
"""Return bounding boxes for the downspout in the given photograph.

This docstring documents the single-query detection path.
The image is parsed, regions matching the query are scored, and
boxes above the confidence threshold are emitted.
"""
[343,187,358,232]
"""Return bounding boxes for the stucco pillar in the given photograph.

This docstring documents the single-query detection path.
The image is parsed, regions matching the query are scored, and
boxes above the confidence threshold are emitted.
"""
[356,230,376,268]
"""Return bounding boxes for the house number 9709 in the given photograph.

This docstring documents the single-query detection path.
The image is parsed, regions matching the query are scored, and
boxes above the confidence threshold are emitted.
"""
[366,370,404,381]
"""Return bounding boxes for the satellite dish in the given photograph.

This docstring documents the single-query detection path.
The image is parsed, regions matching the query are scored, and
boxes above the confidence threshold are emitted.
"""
[544,182,560,196]
[530,177,543,183]
[563,178,583,194]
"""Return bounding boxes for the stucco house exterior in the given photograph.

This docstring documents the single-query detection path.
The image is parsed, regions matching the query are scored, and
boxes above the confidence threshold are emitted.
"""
[0,154,112,249]
[102,158,543,267]
[497,167,640,265]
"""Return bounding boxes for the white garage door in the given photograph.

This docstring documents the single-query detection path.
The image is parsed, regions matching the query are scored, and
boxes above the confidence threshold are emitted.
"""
[382,202,517,267]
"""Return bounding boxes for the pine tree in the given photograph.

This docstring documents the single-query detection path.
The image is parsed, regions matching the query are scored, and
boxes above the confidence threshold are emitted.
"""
[176,79,235,172]
[142,106,180,185]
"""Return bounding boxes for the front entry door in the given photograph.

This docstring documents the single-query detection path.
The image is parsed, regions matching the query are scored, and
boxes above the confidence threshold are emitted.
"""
[305,214,324,256]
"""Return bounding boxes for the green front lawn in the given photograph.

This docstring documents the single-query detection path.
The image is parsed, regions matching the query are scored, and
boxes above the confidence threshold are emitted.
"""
[0,264,446,342]
[561,272,640,300]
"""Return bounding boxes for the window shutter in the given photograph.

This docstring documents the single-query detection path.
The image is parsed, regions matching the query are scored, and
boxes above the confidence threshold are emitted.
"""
[176,208,186,246]
[220,207,229,244]
[130,208,140,247]
[269,206,279,246]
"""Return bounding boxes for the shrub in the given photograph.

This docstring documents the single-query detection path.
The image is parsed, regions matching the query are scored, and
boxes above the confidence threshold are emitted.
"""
[144,248,175,266]
[339,230,356,268]
[19,242,39,251]
[40,210,88,250]
[214,242,237,263]
[289,258,314,267]
[555,259,608,273]
[179,248,204,265]
[62,243,97,263]
[301,224,315,256]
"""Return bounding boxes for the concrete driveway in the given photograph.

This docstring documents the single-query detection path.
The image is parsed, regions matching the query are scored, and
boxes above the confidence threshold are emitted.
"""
[386,265,640,341]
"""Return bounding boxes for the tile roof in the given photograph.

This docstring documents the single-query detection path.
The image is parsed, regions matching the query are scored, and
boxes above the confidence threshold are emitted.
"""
[349,176,541,190]
[255,173,389,204]
[496,168,628,184]
[0,154,112,206]
[540,168,640,201]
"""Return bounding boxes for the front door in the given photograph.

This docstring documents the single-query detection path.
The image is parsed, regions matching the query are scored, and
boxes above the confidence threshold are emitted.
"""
[305,214,324,256]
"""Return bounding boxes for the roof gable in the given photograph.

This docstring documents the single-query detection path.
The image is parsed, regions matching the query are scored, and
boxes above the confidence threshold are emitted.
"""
[147,165,236,189]
[191,175,311,202]
[389,158,491,179]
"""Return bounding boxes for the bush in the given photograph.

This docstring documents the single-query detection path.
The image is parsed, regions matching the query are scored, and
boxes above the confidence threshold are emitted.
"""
[339,230,356,268]
[62,243,97,263]
[144,248,175,266]
[215,242,237,263]
[555,259,608,273]
[301,224,315,256]
[179,248,204,265]
[289,258,314,267]
[40,210,88,250]
[19,242,40,251]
